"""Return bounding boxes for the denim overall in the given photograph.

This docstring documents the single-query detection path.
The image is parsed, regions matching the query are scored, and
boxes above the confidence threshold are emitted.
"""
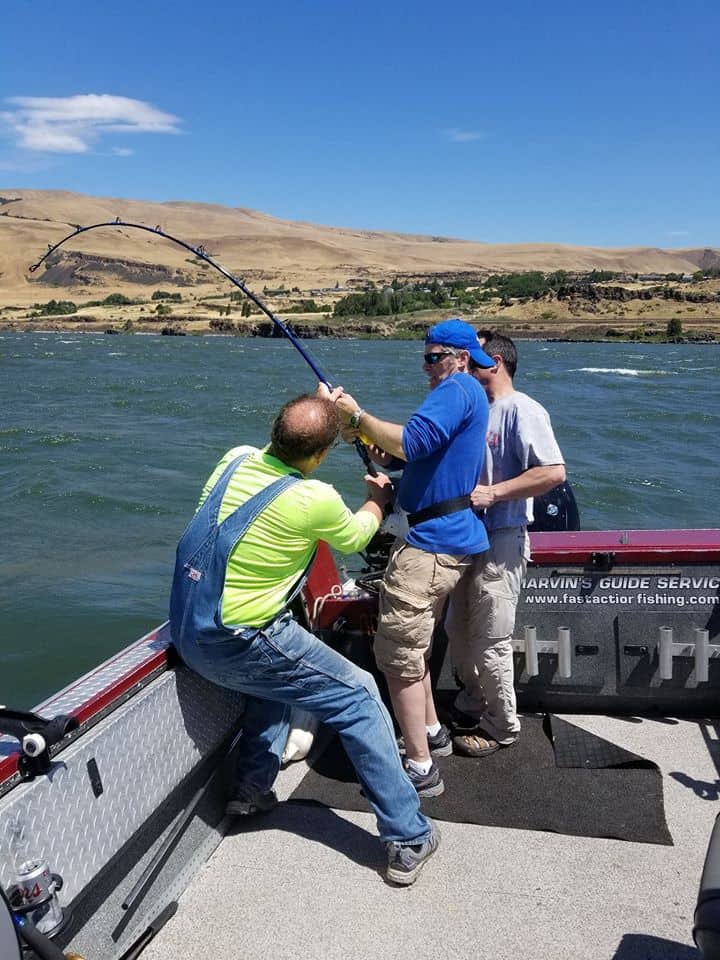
[170,453,431,846]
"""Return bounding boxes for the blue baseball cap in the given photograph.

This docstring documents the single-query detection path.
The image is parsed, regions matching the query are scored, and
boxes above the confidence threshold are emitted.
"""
[426,318,495,368]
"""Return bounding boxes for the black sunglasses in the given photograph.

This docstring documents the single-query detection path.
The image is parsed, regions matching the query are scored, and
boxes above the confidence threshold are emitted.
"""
[423,351,456,365]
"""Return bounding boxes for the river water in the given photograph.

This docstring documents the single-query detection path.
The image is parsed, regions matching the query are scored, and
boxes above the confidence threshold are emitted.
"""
[2,332,719,708]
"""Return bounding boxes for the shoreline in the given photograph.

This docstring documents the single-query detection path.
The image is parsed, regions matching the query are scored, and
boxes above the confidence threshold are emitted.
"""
[0,319,717,345]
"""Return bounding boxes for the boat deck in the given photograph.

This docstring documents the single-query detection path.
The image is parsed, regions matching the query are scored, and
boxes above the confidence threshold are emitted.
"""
[142,714,718,960]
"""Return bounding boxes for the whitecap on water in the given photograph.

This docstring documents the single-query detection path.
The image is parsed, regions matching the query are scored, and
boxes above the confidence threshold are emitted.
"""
[41,434,82,446]
[569,367,675,376]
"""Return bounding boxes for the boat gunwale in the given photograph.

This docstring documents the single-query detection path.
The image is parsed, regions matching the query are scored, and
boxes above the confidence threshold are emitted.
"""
[0,624,172,791]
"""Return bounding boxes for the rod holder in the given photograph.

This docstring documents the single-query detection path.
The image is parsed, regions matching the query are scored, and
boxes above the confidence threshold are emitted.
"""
[557,627,572,678]
[524,625,538,676]
[695,628,710,683]
[659,626,674,679]
[657,626,719,682]
[511,625,573,679]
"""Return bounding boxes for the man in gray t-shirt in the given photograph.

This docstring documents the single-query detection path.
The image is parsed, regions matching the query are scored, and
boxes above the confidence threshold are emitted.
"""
[445,331,566,756]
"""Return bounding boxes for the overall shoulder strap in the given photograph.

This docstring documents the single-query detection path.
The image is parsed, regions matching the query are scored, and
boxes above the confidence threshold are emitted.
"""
[195,452,250,530]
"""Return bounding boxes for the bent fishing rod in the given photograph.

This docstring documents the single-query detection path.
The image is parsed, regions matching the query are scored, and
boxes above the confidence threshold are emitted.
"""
[28,219,376,474]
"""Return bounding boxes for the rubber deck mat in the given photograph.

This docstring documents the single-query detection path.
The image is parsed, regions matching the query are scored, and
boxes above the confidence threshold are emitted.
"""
[288,714,673,845]
[549,716,658,769]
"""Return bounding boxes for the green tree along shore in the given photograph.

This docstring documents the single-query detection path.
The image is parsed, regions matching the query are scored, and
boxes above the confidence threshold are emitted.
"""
[332,269,720,318]
[333,272,578,316]
[327,269,720,343]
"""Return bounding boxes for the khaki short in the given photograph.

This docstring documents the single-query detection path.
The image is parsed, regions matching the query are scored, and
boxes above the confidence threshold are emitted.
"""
[374,540,472,681]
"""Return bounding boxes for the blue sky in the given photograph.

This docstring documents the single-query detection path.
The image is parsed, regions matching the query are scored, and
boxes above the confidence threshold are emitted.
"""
[1,0,718,248]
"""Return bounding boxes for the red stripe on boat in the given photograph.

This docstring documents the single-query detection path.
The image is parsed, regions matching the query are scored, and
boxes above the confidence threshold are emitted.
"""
[529,529,720,564]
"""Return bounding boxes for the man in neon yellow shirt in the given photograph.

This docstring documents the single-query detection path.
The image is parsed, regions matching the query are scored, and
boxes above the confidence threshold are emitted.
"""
[197,437,380,631]
[171,392,439,886]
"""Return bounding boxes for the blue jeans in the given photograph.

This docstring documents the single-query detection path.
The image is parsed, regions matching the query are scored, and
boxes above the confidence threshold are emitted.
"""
[175,612,431,845]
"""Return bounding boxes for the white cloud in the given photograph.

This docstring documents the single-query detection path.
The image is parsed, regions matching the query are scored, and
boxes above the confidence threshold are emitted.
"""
[668,229,689,237]
[0,94,181,154]
[112,147,135,157]
[443,128,485,143]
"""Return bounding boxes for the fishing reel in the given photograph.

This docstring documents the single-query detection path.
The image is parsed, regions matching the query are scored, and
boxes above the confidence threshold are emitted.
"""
[358,528,395,580]
[0,707,79,780]
[357,473,404,579]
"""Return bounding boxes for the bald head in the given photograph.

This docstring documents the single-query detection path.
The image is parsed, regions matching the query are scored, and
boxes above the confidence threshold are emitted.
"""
[269,394,340,468]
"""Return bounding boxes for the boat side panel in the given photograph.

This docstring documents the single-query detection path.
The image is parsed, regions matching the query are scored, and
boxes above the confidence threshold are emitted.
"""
[514,557,720,713]
[0,667,243,902]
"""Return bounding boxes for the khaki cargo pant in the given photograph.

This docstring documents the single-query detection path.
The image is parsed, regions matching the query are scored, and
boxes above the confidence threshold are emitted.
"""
[445,527,530,743]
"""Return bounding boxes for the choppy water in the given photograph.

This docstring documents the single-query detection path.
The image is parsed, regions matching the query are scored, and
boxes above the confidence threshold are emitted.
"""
[2,332,719,707]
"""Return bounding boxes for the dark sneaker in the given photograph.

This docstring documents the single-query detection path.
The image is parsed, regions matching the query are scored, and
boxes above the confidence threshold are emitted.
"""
[397,724,453,758]
[403,759,445,797]
[386,824,441,886]
[226,788,278,817]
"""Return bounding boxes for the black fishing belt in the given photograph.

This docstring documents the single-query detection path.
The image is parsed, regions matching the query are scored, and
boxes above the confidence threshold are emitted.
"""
[407,494,473,528]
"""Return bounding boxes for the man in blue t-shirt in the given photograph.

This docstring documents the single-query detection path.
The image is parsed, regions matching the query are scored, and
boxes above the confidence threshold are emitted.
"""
[333,319,494,797]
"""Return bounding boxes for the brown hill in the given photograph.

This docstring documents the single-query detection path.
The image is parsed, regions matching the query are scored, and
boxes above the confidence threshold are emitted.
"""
[1,189,717,310]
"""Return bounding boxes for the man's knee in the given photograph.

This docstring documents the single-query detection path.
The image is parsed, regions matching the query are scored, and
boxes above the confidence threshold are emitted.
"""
[374,593,433,681]
[354,664,382,700]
